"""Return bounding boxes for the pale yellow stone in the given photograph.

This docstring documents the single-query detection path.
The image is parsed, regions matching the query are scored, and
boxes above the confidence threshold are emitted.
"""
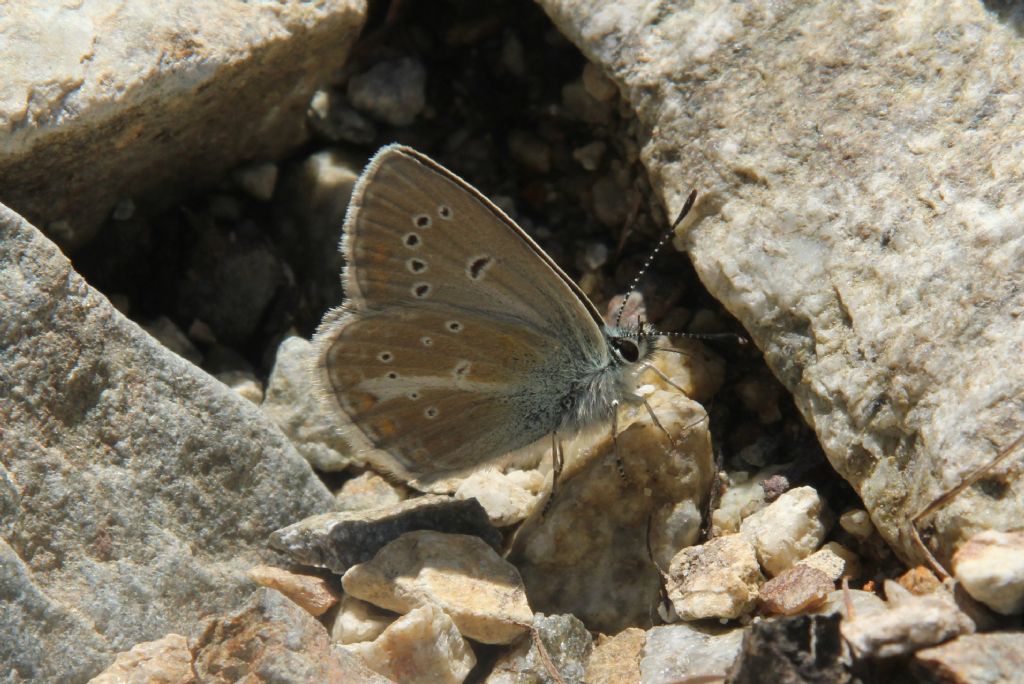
[585,628,646,684]
[952,530,1024,615]
[345,604,475,684]
[331,594,395,645]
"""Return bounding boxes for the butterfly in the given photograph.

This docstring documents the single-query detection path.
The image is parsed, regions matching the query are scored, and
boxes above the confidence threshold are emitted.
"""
[313,144,699,491]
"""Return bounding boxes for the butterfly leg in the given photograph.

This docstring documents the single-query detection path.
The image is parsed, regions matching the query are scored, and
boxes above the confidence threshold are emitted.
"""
[642,396,678,451]
[638,362,687,396]
[643,396,711,452]
[541,432,564,518]
[611,400,628,481]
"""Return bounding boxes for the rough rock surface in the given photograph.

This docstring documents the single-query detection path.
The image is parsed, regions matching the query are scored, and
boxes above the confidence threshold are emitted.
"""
[509,384,714,633]
[740,486,829,576]
[726,615,849,684]
[86,633,194,684]
[0,205,335,681]
[585,628,645,684]
[758,565,834,616]
[914,632,1024,684]
[454,469,545,527]
[0,0,367,247]
[331,594,396,646]
[335,470,410,513]
[262,336,357,472]
[537,0,1024,570]
[952,530,1024,615]
[841,580,975,658]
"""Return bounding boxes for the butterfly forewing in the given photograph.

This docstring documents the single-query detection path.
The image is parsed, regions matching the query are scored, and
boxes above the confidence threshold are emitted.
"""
[315,145,608,485]
[343,146,604,347]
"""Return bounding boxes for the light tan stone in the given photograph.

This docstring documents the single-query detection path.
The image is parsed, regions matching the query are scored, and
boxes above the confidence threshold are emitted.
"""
[585,628,645,684]
[508,381,715,633]
[343,530,532,644]
[740,486,828,576]
[667,534,763,620]
[336,470,409,512]
[454,469,543,527]
[331,594,395,645]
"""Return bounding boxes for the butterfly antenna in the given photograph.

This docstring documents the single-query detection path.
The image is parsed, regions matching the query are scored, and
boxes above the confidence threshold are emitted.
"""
[614,189,698,328]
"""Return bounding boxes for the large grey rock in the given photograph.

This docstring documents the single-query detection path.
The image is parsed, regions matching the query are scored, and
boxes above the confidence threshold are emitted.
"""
[538,0,1024,570]
[0,0,367,247]
[0,204,335,681]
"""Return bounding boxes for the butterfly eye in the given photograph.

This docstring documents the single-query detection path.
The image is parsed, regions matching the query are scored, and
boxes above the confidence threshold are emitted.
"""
[611,337,640,363]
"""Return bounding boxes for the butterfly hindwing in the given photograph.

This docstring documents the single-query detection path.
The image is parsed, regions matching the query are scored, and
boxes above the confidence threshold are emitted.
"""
[317,306,562,483]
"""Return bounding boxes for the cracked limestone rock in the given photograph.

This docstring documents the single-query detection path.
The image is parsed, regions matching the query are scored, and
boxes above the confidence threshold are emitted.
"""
[537,0,1024,572]
[0,0,367,247]
[508,384,714,634]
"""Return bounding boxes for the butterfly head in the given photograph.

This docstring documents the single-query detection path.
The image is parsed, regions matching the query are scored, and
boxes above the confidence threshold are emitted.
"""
[604,319,659,368]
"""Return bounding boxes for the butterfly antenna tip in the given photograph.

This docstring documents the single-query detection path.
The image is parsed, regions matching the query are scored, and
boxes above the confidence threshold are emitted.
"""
[614,189,698,327]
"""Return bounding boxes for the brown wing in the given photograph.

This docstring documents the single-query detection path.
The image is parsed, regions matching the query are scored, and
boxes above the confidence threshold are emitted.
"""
[315,145,609,487]
[316,306,561,486]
